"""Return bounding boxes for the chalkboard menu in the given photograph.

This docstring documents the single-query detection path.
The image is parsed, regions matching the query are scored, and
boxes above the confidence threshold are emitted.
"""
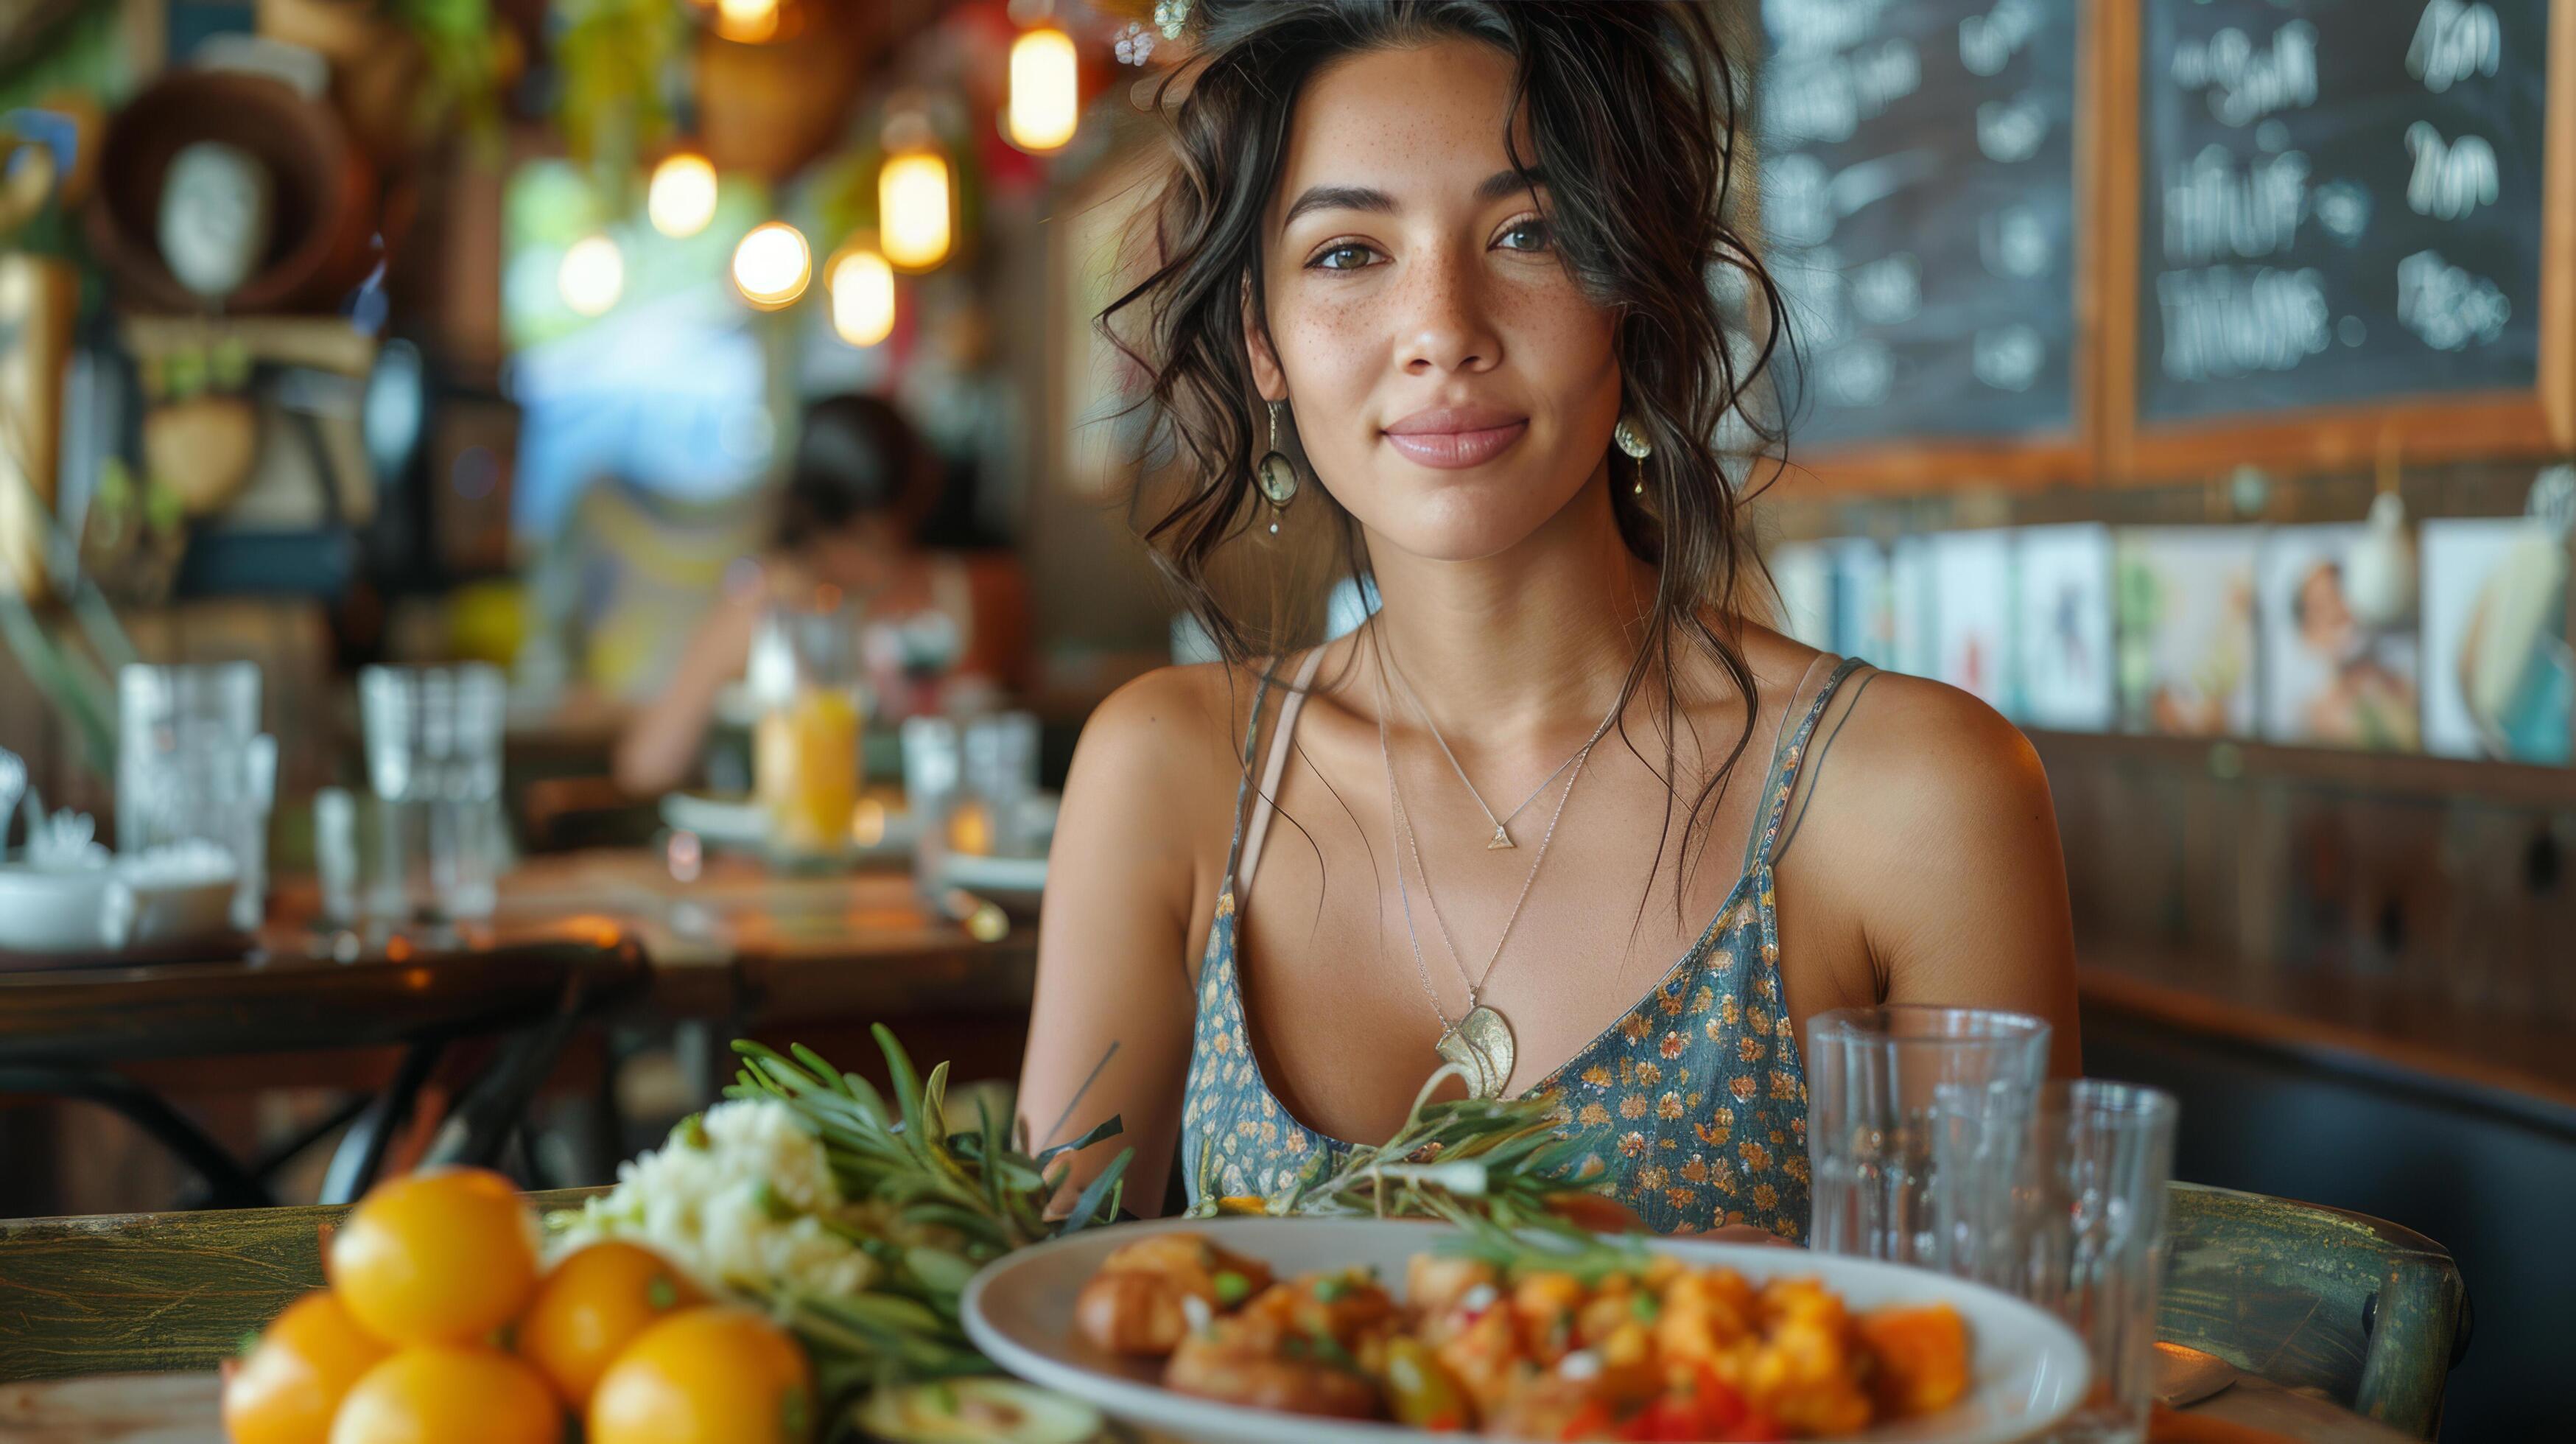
[2138,0,2550,426]
[1758,0,2081,448]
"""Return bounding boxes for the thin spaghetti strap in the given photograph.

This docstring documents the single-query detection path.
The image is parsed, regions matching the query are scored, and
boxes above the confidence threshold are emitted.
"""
[1216,662,1282,894]
[1235,647,1329,903]
[1747,656,1870,872]
[1733,655,1829,878]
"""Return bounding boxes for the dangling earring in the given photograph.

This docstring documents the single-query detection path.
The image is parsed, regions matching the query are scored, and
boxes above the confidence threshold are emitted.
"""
[1614,414,1652,495]
[1256,399,1300,534]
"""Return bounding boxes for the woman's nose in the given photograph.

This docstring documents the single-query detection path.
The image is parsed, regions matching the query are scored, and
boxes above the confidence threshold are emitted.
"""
[1395,245,1503,376]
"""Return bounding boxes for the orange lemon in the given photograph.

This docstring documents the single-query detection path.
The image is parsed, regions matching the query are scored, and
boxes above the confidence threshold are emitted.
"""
[589,1305,815,1444]
[327,1167,540,1345]
[326,1345,559,1444]
[221,1291,391,1444]
[516,1240,703,1408]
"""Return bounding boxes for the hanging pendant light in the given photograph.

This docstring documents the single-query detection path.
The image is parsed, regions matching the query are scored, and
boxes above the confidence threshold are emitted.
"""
[731,220,811,309]
[879,112,952,272]
[558,234,624,317]
[828,245,896,348]
[715,0,779,43]
[647,153,720,239]
[1007,24,1080,153]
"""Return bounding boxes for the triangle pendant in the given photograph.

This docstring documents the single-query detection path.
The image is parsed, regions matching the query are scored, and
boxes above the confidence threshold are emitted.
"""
[1487,824,1515,850]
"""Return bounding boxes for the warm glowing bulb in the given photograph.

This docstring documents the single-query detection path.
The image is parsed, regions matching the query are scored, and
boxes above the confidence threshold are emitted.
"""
[731,221,811,308]
[716,0,777,42]
[829,248,896,347]
[1007,27,1080,153]
[880,151,952,272]
[558,234,623,317]
[647,153,719,238]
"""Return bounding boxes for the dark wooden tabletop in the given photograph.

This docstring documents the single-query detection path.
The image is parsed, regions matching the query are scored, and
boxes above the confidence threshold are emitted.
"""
[484,848,1038,1027]
[2077,944,2576,1138]
[0,928,648,1067]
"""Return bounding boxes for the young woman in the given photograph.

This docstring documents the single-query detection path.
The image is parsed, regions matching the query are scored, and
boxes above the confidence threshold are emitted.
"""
[1019,1,2079,1238]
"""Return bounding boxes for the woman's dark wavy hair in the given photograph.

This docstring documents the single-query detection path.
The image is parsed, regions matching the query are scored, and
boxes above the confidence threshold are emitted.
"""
[1101,0,1791,899]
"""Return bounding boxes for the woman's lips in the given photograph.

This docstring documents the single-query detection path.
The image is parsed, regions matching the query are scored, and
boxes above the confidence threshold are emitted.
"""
[1381,419,1529,469]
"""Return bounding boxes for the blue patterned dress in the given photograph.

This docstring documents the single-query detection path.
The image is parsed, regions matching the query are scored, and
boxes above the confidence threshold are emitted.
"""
[1176,658,1868,1238]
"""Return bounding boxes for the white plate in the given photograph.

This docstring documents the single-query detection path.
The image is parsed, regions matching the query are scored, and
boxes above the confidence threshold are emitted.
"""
[656,793,923,859]
[961,1217,2089,1444]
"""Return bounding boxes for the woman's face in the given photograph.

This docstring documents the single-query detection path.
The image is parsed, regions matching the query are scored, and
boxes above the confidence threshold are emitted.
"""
[1247,38,1623,563]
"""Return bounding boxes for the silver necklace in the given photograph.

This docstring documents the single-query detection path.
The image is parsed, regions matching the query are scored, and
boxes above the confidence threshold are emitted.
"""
[1375,661,1594,1099]
[1384,650,1622,849]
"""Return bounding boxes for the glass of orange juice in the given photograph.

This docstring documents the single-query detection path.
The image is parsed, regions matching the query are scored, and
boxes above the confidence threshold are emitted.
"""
[752,600,861,864]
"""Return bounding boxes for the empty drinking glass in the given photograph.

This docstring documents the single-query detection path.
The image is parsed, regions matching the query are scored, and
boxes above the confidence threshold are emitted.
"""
[2022,1080,2179,1444]
[1805,1005,2052,1288]
[360,663,507,921]
[962,710,1042,855]
[902,714,964,889]
[117,662,274,930]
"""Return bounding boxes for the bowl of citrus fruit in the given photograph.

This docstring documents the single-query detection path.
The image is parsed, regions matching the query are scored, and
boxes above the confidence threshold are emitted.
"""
[222,1166,814,1444]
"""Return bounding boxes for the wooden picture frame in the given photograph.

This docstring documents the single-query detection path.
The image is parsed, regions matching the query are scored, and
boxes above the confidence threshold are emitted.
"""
[2099,0,2576,484]
[1780,0,2104,496]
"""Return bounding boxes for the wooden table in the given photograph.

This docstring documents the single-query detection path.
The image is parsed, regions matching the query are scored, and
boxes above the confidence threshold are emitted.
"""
[484,847,1038,1028]
[2077,945,2576,1139]
[0,1370,2426,1443]
[0,928,648,1209]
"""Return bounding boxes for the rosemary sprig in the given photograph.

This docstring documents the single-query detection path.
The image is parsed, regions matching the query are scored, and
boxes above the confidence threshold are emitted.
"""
[1190,1063,1604,1225]
[713,1027,1136,1398]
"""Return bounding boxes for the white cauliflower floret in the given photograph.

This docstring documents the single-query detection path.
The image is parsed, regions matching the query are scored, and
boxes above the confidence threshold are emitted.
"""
[559,1098,876,1297]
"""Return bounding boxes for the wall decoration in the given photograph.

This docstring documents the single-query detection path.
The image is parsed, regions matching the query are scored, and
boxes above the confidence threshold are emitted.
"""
[2419,517,2571,763]
[2015,524,2115,732]
[1929,529,2015,711]
[2258,524,2422,750]
[2114,528,2259,737]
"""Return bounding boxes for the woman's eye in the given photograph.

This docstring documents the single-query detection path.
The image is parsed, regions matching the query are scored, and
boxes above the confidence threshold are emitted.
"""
[1496,219,1554,253]
[1310,242,1377,271]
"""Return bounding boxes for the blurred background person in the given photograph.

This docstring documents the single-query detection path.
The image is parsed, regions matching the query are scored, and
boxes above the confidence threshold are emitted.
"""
[614,393,976,796]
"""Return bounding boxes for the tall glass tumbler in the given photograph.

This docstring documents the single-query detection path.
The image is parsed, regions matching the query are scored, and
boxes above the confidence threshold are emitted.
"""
[2023,1081,2179,1444]
[117,662,273,930]
[360,663,508,920]
[752,603,862,863]
[1806,1006,2052,1287]
[961,710,1042,855]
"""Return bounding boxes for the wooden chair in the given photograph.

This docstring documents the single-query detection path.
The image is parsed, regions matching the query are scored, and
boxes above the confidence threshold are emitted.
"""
[2160,1181,2469,1440]
[0,1188,598,1381]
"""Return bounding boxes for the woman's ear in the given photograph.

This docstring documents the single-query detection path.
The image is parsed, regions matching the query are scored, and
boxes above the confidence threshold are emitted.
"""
[1240,276,1287,402]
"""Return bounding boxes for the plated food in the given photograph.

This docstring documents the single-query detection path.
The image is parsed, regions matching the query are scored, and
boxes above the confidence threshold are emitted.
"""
[1070,1231,1965,1440]
[961,1217,2088,1444]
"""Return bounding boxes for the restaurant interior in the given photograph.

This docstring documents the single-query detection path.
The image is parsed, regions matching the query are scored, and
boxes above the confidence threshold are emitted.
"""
[0,1,2569,1442]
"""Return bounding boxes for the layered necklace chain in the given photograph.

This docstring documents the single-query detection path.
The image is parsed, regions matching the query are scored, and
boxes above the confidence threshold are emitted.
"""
[1385,655,1618,849]
[1372,634,1620,1098]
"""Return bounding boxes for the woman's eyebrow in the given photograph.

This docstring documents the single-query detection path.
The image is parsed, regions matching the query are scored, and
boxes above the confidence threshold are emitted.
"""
[1475,166,1549,202]
[1280,168,1550,228]
[1281,184,1395,227]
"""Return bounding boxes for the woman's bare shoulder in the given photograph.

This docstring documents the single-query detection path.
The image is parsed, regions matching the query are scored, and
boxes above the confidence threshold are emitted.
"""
[1795,669,2058,900]
[1059,661,1268,863]
[1819,670,2046,810]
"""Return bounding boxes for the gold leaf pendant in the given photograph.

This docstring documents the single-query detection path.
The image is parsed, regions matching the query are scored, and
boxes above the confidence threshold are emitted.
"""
[1435,1005,1515,1100]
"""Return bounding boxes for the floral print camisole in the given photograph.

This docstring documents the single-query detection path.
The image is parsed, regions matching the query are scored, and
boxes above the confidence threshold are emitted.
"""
[1178,655,1869,1239]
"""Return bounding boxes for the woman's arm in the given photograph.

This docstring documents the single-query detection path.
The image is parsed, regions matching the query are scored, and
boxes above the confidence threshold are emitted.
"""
[1796,675,2084,1077]
[1017,667,1235,1213]
[612,589,760,796]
